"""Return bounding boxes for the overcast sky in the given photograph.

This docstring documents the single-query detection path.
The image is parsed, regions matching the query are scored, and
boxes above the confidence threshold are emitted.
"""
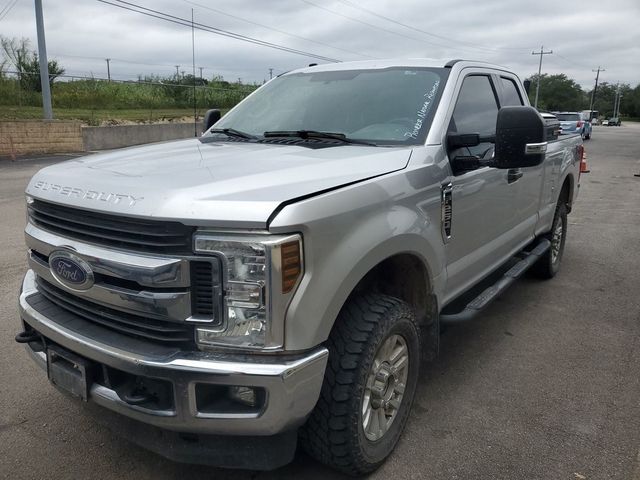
[1,0,639,89]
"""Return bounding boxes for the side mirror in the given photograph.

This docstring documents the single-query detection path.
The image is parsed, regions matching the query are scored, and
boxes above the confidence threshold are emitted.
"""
[494,106,546,169]
[203,109,221,133]
[523,79,531,94]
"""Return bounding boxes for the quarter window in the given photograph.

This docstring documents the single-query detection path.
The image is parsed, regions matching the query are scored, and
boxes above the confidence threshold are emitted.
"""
[500,77,524,106]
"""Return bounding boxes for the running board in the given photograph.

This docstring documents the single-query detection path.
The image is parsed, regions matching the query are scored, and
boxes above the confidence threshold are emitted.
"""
[439,238,551,325]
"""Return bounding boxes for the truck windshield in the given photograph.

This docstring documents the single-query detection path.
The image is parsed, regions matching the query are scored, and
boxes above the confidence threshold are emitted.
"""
[210,67,448,146]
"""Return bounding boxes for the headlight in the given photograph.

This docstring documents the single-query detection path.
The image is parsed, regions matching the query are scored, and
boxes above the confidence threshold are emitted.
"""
[193,233,303,351]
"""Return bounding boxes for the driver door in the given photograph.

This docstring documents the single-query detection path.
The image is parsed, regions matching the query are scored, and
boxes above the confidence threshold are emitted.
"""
[443,74,521,301]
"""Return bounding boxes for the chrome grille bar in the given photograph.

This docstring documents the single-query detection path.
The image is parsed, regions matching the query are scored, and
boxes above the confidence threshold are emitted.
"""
[28,199,195,254]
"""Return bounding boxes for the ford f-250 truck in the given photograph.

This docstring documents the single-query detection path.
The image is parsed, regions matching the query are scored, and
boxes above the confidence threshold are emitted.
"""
[15,59,583,475]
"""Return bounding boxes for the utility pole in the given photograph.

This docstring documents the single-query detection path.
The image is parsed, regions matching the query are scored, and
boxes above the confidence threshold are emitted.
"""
[198,66,203,79]
[589,66,604,117]
[191,8,197,137]
[613,83,622,118]
[175,65,180,79]
[269,68,273,80]
[34,0,53,119]
[531,45,553,108]
[105,58,111,82]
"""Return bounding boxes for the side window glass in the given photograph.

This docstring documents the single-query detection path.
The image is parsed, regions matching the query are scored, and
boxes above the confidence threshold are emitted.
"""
[448,75,498,160]
[449,75,499,136]
[500,77,524,106]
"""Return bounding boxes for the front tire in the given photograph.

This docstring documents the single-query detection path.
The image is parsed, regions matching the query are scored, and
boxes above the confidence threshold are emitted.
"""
[532,201,568,279]
[301,294,421,475]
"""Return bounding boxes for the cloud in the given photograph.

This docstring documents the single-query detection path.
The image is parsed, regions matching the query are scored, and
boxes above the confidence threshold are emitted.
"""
[1,0,638,88]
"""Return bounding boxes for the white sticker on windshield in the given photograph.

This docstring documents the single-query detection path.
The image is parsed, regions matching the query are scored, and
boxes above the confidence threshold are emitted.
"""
[405,80,440,139]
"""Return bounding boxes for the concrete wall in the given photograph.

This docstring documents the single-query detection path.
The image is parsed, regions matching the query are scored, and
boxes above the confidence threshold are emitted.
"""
[82,122,202,151]
[0,120,84,156]
[0,120,202,156]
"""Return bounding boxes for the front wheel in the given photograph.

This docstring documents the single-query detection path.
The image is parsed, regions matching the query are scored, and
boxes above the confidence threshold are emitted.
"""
[532,202,568,278]
[301,294,421,475]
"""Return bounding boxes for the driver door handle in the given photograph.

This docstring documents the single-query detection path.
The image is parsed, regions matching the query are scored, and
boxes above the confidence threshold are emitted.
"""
[507,168,523,183]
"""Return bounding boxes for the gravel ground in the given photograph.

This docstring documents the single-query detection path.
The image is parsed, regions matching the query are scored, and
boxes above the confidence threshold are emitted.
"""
[1,125,639,480]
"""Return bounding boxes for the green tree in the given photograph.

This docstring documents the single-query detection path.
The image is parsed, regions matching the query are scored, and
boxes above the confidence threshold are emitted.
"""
[587,82,635,118]
[525,73,587,111]
[0,36,64,91]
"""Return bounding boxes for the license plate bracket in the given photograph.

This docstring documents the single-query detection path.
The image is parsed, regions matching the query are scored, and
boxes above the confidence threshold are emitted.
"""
[47,345,94,401]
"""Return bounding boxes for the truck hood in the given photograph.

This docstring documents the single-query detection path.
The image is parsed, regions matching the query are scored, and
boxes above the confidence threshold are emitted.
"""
[26,138,411,228]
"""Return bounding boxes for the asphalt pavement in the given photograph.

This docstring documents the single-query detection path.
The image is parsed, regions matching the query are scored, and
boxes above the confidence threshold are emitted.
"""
[1,125,639,479]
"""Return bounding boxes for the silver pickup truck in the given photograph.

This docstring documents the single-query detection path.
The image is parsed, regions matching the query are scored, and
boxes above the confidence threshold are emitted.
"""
[16,59,583,474]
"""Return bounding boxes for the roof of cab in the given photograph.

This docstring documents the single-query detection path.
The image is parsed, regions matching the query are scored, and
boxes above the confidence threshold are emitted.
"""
[282,58,510,76]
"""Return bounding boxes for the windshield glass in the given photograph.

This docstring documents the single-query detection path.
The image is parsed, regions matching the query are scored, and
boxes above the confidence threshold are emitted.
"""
[211,67,448,145]
[556,113,580,121]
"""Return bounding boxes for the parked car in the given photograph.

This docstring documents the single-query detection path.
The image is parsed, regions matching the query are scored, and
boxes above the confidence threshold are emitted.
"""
[16,58,582,475]
[602,119,610,126]
[554,111,592,139]
[609,117,621,126]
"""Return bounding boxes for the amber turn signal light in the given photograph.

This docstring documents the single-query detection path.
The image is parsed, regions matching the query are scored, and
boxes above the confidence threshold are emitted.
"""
[281,241,301,294]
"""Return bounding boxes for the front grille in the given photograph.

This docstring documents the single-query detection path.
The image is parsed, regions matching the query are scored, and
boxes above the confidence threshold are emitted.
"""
[35,277,195,347]
[28,200,195,254]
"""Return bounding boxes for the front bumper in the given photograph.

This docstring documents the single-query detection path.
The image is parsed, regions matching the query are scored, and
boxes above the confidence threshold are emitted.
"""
[19,270,328,437]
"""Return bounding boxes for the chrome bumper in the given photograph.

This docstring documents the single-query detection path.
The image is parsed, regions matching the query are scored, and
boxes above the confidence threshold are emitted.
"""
[19,270,328,436]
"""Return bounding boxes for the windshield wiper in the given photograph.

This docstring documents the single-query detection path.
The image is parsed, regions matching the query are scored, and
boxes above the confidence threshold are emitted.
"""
[263,130,376,146]
[208,128,257,140]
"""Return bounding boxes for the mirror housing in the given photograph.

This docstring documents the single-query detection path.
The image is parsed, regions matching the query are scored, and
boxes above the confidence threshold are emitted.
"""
[494,106,546,169]
[523,79,531,94]
[203,109,221,133]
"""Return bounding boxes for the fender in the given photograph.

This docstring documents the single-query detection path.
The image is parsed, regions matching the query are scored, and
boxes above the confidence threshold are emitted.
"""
[270,167,448,351]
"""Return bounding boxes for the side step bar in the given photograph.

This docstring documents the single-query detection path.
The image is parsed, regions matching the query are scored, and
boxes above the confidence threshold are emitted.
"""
[440,238,551,325]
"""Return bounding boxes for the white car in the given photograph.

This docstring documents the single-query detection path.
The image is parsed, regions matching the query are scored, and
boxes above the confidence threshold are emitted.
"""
[602,119,610,126]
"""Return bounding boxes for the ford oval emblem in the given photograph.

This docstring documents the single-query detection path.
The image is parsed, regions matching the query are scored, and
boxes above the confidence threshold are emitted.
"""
[49,251,94,291]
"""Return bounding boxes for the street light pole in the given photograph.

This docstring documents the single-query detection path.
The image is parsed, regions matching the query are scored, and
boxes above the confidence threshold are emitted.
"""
[34,0,53,119]
[531,45,553,109]
[106,58,111,82]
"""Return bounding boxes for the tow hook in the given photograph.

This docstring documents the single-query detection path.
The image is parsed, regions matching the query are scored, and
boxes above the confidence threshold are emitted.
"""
[120,386,154,406]
[15,330,41,344]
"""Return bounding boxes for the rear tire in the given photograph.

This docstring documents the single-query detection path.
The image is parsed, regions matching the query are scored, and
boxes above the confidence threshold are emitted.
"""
[300,294,421,475]
[532,201,567,279]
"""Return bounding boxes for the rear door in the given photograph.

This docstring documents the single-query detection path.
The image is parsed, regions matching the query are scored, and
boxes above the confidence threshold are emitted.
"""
[495,75,544,240]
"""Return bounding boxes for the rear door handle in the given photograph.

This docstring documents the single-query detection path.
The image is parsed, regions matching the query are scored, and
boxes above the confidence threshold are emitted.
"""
[508,169,523,183]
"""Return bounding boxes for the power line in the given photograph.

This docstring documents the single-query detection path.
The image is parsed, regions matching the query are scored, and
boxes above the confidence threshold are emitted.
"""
[0,0,19,22]
[334,0,532,53]
[552,52,591,70]
[298,0,462,52]
[298,0,511,56]
[181,0,377,59]
[96,0,341,63]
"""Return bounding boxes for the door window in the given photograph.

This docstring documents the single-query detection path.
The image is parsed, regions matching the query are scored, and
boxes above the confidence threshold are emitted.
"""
[449,75,498,159]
